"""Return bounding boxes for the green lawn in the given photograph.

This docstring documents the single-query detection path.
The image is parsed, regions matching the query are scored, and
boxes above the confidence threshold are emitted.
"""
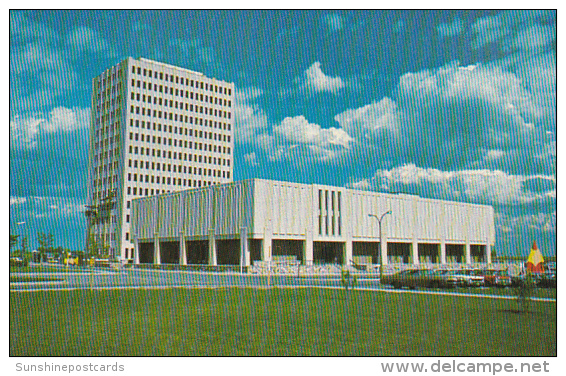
[10,276,63,283]
[440,287,557,300]
[10,287,556,356]
[9,264,78,273]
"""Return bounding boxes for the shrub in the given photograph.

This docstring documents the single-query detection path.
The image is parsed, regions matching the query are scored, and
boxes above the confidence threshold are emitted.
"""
[514,273,536,313]
[340,269,358,291]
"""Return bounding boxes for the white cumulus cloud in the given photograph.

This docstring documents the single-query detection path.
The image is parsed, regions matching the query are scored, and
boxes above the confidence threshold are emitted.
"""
[259,115,354,162]
[43,107,90,133]
[243,152,259,166]
[350,163,555,206]
[10,197,28,206]
[66,26,114,56]
[274,116,353,149]
[234,87,270,144]
[299,62,345,94]
[10,107,90,150]
[334,97,400,140]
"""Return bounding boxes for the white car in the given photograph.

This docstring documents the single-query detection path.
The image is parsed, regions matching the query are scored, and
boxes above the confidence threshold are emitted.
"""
[444,270,484,287]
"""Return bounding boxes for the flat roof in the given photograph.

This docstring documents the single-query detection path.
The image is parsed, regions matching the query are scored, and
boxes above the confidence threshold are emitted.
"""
[138,57,204,77]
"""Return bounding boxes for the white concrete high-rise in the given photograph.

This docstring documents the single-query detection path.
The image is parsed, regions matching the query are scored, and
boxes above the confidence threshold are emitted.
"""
[87,57,235,260]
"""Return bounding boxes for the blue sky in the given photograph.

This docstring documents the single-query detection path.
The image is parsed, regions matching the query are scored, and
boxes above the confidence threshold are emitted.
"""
[9,10,556,256]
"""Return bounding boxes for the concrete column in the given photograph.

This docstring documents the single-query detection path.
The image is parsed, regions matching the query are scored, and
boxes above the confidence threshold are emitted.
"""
[411,196,419,265]
[208,228,217,266]
[439,203,446,264]
[344,240,353,266]
[411,239,419,265]
[262,237,272,262]
[154,233,161,265]
[439,241,446,264]
[262,219,273,262]
[380,234,388,265]
[465,242,471,264]
[485,243,492,264]
[240,227,250,267]
[303,238,313,266]
[179,232,187,266]
[133,235,140,265]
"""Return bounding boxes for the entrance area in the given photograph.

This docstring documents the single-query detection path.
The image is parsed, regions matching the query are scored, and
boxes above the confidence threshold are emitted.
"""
[387,242,411,264]
[249,239,262,262]
[419,243,440,263]
[471,245,485,263]
[446,244,464,263]
[353,241,380,264]
[185,240,208,264]
[216,239,240,265]
[313,241,344,264]
[160,241,180,264]
[139,242,154,264]
[272,239,303,262]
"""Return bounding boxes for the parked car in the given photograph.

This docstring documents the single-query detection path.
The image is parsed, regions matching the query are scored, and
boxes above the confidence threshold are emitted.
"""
[459,269,485,287]
[482,270,512,287]
[537,272,556,288]
[441,270,482,287]
[9,257,26,267]
[381,269,458,289]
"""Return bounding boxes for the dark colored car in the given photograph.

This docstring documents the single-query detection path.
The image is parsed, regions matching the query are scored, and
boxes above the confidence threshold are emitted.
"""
[537,272,556,288]
[381,269,459,289]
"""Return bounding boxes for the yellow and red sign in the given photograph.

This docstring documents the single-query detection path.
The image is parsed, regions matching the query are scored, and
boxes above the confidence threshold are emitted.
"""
[526,241,545,273]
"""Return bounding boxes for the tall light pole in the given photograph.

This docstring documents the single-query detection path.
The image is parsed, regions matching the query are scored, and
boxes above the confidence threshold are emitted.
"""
[369,210,392,282]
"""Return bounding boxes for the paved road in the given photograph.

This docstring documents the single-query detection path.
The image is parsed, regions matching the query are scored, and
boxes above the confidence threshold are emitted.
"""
[10,266,379,291]
[10,265,556,302]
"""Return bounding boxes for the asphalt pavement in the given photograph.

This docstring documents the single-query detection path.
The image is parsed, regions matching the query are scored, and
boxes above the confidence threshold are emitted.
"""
[9,265,556,302]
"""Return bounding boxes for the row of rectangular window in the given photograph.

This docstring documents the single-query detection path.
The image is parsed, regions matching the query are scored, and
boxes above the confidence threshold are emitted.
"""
[95,122,121,139]
[131,65,232,96]
[129,155,229,169]
[97,63,123,88]
[126,171,229,187]
[130,89,231,107]
[129,105,232,120]
[130,118,231,131]
[94,148,120,164]
[128,144,231,157]
[129,131,230,144]
[92,174,118,188]
[95,82,122,102]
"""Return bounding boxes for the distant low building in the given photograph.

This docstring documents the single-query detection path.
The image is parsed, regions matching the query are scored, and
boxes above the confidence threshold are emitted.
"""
[130,179,495,267]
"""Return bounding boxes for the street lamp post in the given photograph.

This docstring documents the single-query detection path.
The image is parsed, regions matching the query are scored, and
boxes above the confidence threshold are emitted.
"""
[369,210,392,282]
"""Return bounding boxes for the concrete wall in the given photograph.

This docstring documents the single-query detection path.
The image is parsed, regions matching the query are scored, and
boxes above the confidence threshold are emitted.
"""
[131,179,495,266]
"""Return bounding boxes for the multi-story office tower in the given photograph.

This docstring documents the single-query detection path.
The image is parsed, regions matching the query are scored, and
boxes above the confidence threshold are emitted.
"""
[87,57,235,260]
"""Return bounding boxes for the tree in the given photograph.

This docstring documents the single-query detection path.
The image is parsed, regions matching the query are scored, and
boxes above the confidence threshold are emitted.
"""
[47,232,54,252]
[10,234,20,253]
[20,236,28,259]
[514,272,535,313]
[340,268,358,291]
[85,189,116,257]
[86,233,102,257]
[37,232,53,260]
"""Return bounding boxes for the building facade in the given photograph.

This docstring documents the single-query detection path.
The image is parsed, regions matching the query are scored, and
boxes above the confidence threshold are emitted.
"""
[130,179,495,267]
[87,57,235,259]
